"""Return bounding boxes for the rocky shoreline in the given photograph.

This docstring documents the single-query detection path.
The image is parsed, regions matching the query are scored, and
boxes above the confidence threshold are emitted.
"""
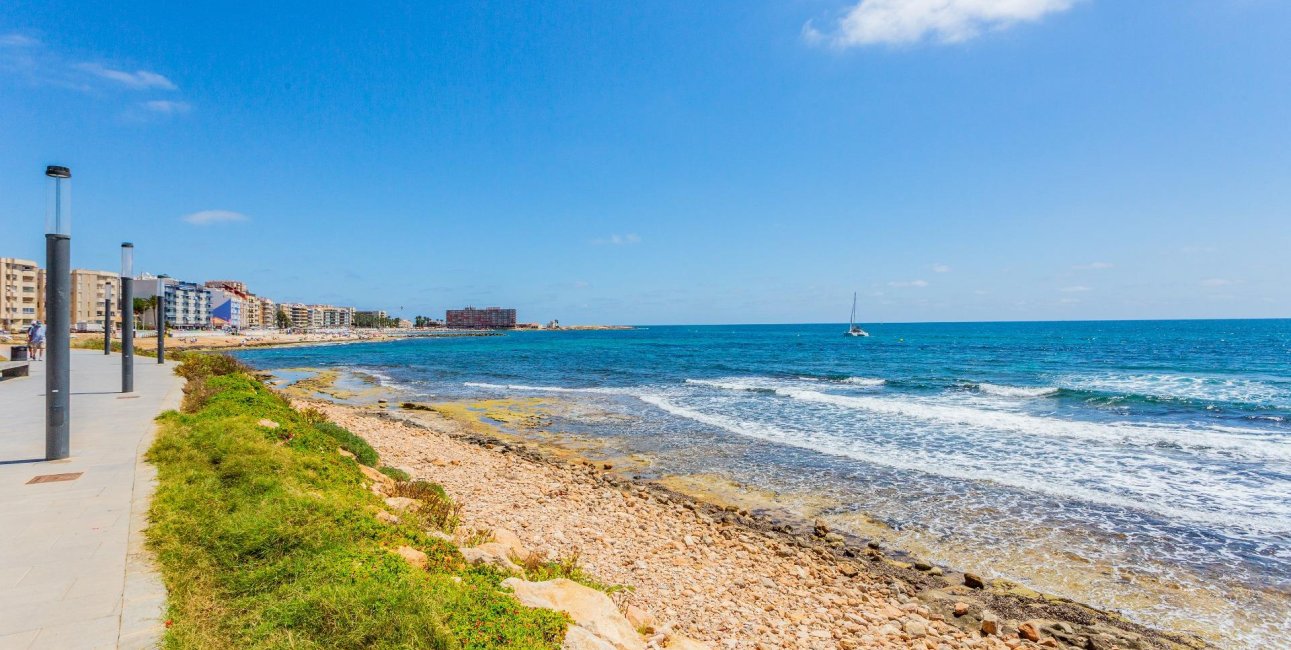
[296,395,1208,650]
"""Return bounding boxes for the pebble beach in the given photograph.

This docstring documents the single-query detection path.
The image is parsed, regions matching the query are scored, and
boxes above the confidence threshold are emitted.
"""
[298,396,1199,650]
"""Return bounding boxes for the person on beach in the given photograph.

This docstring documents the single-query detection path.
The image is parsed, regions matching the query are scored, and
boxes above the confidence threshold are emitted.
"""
[27,320,46,361]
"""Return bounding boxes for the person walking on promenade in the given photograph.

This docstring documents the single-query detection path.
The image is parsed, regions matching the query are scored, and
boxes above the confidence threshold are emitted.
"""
[27,319,46,361]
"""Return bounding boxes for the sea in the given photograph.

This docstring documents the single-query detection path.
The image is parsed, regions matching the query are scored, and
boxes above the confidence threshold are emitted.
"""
[233,320,1291,648]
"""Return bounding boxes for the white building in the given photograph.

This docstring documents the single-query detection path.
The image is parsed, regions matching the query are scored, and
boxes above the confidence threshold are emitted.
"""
[134,274,211,329]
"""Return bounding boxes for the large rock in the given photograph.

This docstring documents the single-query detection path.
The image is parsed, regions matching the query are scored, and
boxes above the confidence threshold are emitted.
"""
[492,527,531,558]
[360,464,394,487]
[564,625,616,650]
[461,543,522,573]
[503,578,645,650]
[394,545,427,570]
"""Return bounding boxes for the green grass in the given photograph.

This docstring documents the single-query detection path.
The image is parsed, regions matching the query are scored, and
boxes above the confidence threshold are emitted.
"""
[147,354,568,649]
[379,465,412,482]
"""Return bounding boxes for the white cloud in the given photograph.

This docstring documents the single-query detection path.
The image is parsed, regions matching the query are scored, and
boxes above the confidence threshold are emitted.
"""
[143,100,191,114]
[76,62,176,90]
[182,210,248,226]
[932,263,951,273]
[804,0,1078,48]
[1200,278,1231,288]
[1060,285,1091,292]
[0,33,39,48]
[1073,261,1114,270]
[888,279,929,288]
[593,233,641,246]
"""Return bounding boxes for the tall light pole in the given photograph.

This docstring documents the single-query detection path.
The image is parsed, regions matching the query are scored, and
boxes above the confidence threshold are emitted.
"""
[121,243,134,393]
[44,165,71,460]
[103,283,113,355]
[156,292,164,364]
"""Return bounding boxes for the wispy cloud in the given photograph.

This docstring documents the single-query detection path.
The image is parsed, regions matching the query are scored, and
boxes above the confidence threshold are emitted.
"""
[888,279,929,288]
[1060,285,1091,293]
[182,210,248,226]
[143,100,191,114]
[932,263,951,273]
[593,233,641,246]
[76,62,177,90]
[804,0,1079,48]
[1073,262,1114,271]
[1200,278,1232,288]
[0,33,39,48]
[1058,297,1081,304]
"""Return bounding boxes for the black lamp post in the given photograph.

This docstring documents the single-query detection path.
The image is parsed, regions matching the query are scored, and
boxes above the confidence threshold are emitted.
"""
[103,283,113,355]
[121,243,134,393]
[44,165,71,460]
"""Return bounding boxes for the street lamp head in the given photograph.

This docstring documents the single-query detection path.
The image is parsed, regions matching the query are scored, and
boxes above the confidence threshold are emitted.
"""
[121,242,134,278]
[44,165,72,236]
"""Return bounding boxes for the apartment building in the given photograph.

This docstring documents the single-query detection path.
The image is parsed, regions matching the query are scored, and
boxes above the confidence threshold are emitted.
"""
[310,305,354,328]
[256,297,278,329]
[70,269,121,331]
[278,303,311,329]
[446,306,517,329]
[135,274,211,329]
[1,258,43,331]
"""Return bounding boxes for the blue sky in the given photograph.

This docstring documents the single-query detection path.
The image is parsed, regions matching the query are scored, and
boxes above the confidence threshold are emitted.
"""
[1,1,1288,324]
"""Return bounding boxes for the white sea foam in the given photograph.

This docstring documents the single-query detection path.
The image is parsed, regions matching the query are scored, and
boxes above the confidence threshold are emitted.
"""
[841,377,886,387]
[635,391,1291,536]
[686,377,1291,462]
[775,387,1291,462]
[1062,373,1291,406]
[976,383,1059,398]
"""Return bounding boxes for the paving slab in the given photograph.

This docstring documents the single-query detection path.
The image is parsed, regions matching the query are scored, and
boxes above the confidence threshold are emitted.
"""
[0,350,182,649]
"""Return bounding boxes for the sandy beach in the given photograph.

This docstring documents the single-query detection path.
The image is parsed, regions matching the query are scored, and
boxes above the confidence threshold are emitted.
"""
[293,391,1201,650]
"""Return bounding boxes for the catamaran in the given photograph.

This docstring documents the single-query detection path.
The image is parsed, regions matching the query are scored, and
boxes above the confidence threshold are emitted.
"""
[845,292,869,337]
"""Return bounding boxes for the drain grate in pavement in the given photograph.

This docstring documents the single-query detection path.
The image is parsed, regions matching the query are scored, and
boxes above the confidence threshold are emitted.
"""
[27,472,83,484]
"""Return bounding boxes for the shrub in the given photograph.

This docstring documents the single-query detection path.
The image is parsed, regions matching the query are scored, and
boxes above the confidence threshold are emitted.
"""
[314,421,379,467]
[389,480,461,533]
[379,465,411,482]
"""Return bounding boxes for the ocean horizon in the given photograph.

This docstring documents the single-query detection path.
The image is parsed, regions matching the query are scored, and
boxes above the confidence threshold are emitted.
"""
[235,318,1291,649]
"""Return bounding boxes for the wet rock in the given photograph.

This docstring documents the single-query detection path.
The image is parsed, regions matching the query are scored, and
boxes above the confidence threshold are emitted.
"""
[963,572,985,589]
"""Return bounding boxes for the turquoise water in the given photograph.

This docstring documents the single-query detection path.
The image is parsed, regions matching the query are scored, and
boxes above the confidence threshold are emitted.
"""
[235,320,1291,646]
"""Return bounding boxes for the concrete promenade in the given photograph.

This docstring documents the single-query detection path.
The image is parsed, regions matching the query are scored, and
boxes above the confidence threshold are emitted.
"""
[0,350,182,649]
